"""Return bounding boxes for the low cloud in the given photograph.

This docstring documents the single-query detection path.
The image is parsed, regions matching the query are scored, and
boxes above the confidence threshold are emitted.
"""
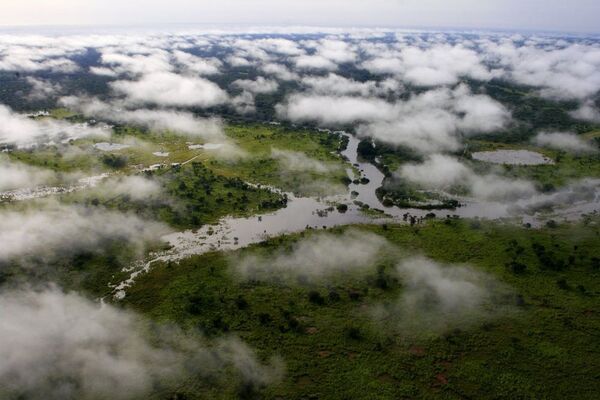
[276,94,396,125]
[533,131,597,154]
[98,175,162,201]
[0,203,169,263]
[294,55,338,71]
[0,157,55,191]
[111,72,229,107]
[363,44,494,86]
[271,148,339,174]
[0,286,282,400]
[60,96,226,142]
[569,100,600,123]
[399,154,536,201]
[356,86,511,153]
[373,257,513,334]
[277,86,509,153]
[234,230,389,282]
[172,50,222,75]
[0,105,110,148]
[26,77,62,101]
[232,76,279,94]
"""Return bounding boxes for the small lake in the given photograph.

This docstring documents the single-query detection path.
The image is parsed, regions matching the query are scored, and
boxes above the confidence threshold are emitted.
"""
[94,142,130,151]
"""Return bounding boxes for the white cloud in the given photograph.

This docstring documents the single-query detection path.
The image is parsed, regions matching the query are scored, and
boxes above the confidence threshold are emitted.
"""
[0,203,168,262]
[399,154,536,201]
[276,94,396,125]
[569,100,600,123]
[0,287,282,400]
[373,257,512,333]
[234,230,388,282]
[26,77,62,100]
[0,105,110,148]
[363,44,494,86]
[533,131,597,153]
[0,158,54,191]
[60,96,227,141]
[232,76,279,94]
[271,148,338,173]
[111,72,229,107]
[259,62,299,81]
[294,55,338,71]
[172,50,222,75]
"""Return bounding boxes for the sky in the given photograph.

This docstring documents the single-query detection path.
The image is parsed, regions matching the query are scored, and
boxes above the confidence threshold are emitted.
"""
[0,0,599,33]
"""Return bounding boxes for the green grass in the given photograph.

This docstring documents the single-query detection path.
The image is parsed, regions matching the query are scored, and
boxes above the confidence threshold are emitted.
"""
[121,218,600,399]
[6,118,350,196]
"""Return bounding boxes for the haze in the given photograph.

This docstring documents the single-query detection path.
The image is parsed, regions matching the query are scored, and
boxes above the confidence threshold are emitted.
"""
[1,0,599,33]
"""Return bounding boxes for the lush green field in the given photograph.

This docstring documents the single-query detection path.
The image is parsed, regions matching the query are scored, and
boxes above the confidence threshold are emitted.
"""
[121,218,600,399]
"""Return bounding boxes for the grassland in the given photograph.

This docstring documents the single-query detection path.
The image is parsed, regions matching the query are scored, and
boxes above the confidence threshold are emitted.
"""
[121,217,600,399]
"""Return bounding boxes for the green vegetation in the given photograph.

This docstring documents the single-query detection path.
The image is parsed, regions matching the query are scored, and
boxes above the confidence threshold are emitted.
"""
[121,218,600,399]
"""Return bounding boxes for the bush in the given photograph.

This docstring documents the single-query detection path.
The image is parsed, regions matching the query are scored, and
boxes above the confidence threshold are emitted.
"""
[308,290,325,305]
[101,153,128,169]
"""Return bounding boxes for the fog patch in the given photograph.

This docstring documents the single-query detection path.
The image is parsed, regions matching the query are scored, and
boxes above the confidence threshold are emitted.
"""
[533,132,597,154]
[569,100,600,123]
[97,175,162,201]
[60,96,227,142]
[232,76,279,94]
[372,257,513,334]
[0,202,169,263]
[233,230,389,283]
[400,154,536,201]
[0,157,55,191]
[0,286,283,400]
[271,148,339,174]
[111,72,229,108]
[0,105,110,148]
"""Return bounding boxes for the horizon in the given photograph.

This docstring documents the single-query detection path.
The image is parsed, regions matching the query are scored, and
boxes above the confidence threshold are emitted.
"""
[1,1,599,34]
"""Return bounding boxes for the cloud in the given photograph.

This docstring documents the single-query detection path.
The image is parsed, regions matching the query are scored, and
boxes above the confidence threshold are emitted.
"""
[373,257,513,333]
[362,44,494,86]
[301,73,379,96]
[172,50,222,75]
[232,76,279,94]
[110,72,229,107]
[233,230,389,282]
[231,90,257,114]
[0,44,80,73]
[255,38,305,56]
[313,39,357,64]
[226,55,252,67]
[26,77,62,101]
[277,94,396,125]
[399,154,536,201]
[0,158,55,191]
[259,62,299,81]
[98,175,162,201]
[356,85,510,153]
[0,105,110,148]
[533,131,597,153]
[294,55,338,71]
[0,203,169,263]
[60,96,226,141]
[484,41,600,100]
[0,286,282,400]
[271,148,339,173]
[97,49,173,76]
[569,100,600,123]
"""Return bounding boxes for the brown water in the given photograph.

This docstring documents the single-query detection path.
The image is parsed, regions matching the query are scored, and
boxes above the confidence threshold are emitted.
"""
[111,132,600,298]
